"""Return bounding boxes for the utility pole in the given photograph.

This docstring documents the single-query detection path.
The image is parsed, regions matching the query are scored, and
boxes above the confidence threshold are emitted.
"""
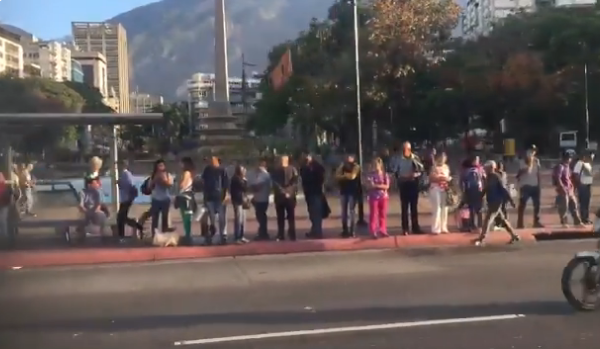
[352,0,363,169]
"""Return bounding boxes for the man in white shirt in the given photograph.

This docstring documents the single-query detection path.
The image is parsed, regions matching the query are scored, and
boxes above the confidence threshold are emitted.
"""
[516,146,543,228]
[573,151,595,224]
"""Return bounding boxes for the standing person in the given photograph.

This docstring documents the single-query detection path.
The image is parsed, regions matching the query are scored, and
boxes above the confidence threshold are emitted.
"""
[494,161,510,230]
[475,161,520,246]
[0,173,12,238]
[423,147,436,175]
[390,142,424,235]
[116,160,143,241]
[18,163,36,217]
[230,165,250,244]
[148,159,173,235]
[462,155,484,231]
[200,156,229,245]
[573,151,594,224]
[86,156,103,179]
[429,152,451,234]
[300,154,326,239]
[250,158,272,241]
[516,146,543,228]
[271,155,299,241]
[356,163,367,227]
[553,151,583,227]
[335,154,361,237]
[175,157,196,244]
[365,157,390,239]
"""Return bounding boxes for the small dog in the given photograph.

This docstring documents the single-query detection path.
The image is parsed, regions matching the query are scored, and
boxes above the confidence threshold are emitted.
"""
[152,229,180,247]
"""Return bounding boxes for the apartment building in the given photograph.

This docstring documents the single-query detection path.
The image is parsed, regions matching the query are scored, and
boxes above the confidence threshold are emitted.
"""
[23,40,72,81]
[462,0,597,37]
[71,59,84,83]
[23,63,41,77]
[131,92,164,113]
[72,51,108,98]
[72,22,130,113]
[0,27,24,77]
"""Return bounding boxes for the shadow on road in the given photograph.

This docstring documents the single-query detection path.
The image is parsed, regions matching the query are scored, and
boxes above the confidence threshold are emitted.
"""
[1,300,581,333]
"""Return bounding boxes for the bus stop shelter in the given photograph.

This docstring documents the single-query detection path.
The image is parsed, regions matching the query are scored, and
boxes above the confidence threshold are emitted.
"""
[0,113,163,210]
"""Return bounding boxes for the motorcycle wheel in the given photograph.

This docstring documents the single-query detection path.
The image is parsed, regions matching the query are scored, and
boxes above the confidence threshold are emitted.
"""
[561,257,600,311]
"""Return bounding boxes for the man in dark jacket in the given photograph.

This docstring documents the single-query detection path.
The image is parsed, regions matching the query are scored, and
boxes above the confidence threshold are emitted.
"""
[300,154,326,238]
[475,160,521,246]
[271,155,299,241]
[201,156,229,245]
[335,154,361,237]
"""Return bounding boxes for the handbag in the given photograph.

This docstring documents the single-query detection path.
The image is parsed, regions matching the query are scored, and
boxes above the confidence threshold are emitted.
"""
[445,187,458,207]
[241,197,251,210]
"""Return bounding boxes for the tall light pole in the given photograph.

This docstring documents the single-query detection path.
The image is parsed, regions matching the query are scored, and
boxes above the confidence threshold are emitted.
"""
[352,0,364,168]
[584,63,590,149]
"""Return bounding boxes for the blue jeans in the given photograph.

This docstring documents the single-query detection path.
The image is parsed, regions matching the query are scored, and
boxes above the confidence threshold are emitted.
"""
[150,199,171,232]
[340,194,356,233]
[307,195,323,237]
[205,201,227,239]
[578,184,592,222]
[233,204,246,240]
[24,188,34,213]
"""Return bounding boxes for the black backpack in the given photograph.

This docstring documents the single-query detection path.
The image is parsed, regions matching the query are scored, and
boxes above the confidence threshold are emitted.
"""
[140,177,152,195]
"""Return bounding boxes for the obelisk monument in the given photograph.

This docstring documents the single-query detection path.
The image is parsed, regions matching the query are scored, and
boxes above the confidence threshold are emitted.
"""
[213,0,230,110]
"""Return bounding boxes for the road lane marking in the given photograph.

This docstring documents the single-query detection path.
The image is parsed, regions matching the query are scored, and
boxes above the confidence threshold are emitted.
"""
[173,313,526,346]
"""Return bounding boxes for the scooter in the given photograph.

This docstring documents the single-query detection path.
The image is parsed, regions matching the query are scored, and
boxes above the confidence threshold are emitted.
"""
[561,210,600,311]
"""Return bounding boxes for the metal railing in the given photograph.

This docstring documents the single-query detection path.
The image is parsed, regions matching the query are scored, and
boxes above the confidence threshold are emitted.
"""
[35,179,80,203]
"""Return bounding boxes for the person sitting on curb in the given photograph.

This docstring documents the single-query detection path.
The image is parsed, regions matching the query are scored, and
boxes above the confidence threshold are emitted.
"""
[77,176,108,241]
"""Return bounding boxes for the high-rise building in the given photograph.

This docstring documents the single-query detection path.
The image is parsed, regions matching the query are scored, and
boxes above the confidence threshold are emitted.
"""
[131,92,164,113]
[23,40,72,81]
[462,0,597,38]
[72,51,108,98]
[0,27,24,77]
[71,59,84,83]
[71,22,130,113]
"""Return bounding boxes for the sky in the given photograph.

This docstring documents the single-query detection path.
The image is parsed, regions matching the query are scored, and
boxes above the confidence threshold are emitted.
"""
[0,0,156,39]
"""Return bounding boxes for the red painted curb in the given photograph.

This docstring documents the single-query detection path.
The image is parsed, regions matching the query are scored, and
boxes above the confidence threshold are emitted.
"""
[0,229,593,270]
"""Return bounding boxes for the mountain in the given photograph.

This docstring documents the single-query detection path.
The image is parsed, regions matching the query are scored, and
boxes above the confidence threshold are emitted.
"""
[110,0,334,100]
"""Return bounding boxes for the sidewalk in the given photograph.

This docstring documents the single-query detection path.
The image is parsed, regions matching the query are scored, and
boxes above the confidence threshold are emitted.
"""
[2,186,597,269]
[0,216,593,269]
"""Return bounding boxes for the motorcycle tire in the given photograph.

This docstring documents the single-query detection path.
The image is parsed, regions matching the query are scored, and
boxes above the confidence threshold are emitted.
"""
[561,257,599,311]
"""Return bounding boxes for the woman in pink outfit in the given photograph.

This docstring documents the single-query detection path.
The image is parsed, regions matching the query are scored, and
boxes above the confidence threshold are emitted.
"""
[366,158,390,239]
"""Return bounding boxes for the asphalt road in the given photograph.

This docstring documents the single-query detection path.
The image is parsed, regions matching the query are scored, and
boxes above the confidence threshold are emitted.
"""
[1,241,599,349]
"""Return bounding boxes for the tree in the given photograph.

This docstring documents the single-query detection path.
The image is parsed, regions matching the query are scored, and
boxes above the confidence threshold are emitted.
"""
[252,0,461,149]
[0,76,84,155]
[63,81,115,113]
[120,102,190,153]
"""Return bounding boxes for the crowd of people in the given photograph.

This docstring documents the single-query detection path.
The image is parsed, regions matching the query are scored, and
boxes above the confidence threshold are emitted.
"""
[0,143,595,246]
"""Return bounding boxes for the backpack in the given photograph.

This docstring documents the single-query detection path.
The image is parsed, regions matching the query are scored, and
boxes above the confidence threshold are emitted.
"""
[140,177,152,195]
[464,168,482,192]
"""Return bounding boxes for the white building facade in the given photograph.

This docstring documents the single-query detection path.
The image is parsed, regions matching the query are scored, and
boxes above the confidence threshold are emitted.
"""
[186,72,261,133]
[0,27,24,77]
[131,92,164,113]
[24,40,72,81]
[462,0,596,38]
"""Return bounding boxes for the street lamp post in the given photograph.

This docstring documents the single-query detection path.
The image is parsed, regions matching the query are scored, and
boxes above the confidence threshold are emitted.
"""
[352,0,364,168]
[584,63,590,149]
